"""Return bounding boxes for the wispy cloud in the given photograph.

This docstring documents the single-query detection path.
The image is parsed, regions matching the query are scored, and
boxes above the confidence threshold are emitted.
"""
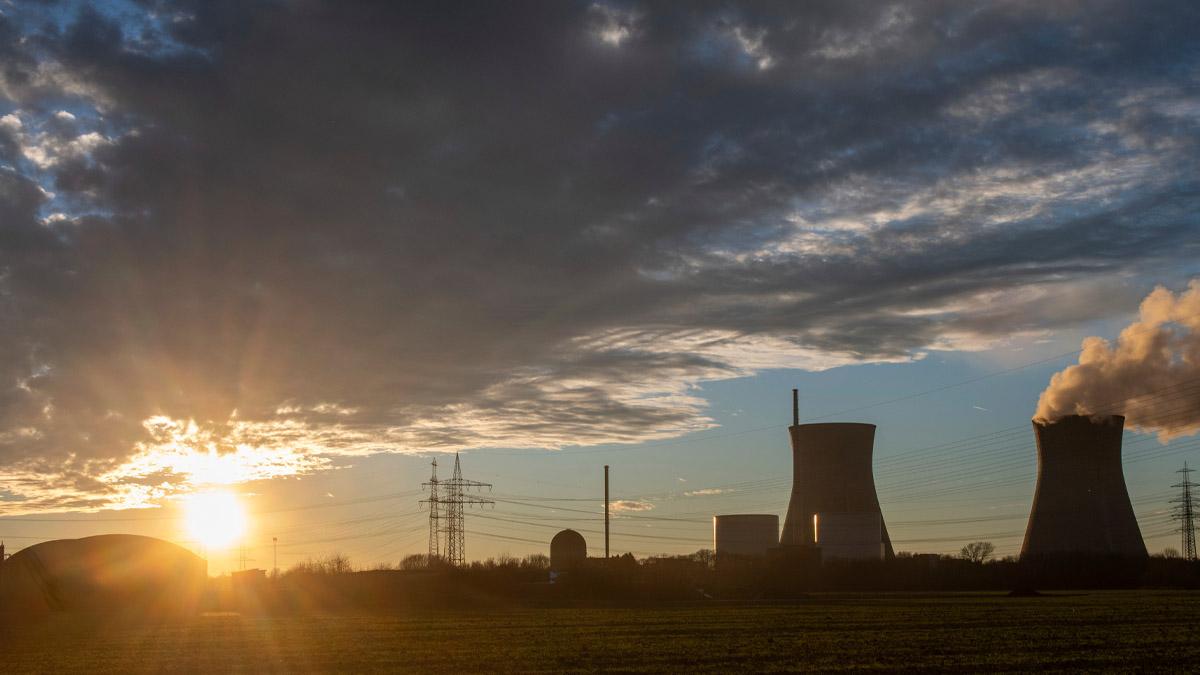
[684,488,729,497]
[610,500,655,513]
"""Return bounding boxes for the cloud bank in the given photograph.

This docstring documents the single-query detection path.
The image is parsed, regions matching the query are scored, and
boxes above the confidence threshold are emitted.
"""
[1,1,1199,510]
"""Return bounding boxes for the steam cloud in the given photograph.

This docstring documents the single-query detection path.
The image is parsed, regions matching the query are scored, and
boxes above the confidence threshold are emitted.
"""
[1035,280,1200,439]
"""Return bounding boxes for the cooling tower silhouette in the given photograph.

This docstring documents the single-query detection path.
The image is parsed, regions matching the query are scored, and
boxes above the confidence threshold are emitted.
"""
[1021,414,1147,559]
[779,395,893,557]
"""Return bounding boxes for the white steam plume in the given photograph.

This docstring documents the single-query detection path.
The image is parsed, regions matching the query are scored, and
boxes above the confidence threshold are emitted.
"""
[1035,279,1200,440]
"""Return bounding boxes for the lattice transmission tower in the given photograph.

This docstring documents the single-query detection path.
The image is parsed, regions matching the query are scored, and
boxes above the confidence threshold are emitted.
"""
[420,458,442,562]
[442,453,493,567]
[1171,462,1198,561]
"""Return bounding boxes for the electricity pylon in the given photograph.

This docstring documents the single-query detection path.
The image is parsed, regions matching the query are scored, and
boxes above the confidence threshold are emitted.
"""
[421,458,442,562]
[442,453,493,567]
[1171,462,1198,561]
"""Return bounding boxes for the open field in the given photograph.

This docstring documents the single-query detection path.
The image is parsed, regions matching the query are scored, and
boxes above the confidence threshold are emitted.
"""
[2,591,1198,672]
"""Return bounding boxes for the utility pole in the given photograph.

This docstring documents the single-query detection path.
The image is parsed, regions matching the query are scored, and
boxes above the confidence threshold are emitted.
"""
[604,465,610,559]
[1171,462,1199,560]
[439,453,493,567]
[421,458,442,563]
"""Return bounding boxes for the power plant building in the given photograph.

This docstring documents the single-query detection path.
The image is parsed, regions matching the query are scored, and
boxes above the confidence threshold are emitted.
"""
[0,534,206,618]
[713,514,778,557]
[1021,414,1147,559]
[779,392,894,557]
[550,529,587,572]
[813,512,885,560]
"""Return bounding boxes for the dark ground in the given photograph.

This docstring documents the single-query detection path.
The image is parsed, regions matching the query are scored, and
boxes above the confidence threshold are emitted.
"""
[1,591,1196,672]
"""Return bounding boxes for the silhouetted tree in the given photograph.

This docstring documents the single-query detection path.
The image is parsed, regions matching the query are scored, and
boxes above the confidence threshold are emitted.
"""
[691,548,715,567]
[959,541,995,563]
[399,554,427,570]
[287,553,353,575]
[521,553,549,570]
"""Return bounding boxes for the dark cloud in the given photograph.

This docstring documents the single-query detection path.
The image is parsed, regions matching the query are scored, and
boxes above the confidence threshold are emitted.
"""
[1,0,1199,509]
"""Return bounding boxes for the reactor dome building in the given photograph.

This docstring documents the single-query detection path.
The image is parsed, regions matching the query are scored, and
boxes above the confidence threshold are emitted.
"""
[779,390,893,559]
[1021,414,1147,559]
[550,529,587,573]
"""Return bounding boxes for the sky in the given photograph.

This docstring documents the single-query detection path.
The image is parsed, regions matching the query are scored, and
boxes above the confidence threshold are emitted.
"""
[1,0,1199,574]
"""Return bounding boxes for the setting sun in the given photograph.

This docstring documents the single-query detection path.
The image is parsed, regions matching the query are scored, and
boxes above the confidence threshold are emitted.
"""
[184,491,247,550]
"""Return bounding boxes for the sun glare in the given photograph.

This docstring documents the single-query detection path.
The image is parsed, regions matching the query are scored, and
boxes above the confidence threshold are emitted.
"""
[184,491,247,550]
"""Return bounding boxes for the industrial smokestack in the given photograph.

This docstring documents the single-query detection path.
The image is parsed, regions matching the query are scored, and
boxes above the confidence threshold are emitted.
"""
[604,465,610,559]
[1035,279,1200,441]
[792,388,799,427]
[779,419,893,557]
[1021,414,1147,559]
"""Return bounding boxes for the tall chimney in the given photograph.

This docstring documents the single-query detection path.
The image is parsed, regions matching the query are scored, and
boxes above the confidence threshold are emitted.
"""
[792,388,799,427]
[604,465,610,559]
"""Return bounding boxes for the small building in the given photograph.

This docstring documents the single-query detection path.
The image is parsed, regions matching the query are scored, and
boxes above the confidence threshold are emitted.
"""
[713,514,779,558]
[550,529,587,574]
[813,512,885,560]
[232,568,267,585]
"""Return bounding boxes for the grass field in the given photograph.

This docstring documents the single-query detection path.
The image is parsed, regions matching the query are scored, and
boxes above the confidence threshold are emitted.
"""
[2,591,1197,672]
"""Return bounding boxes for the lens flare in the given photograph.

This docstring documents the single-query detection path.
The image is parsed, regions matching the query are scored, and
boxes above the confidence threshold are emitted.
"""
[184,491,247,550]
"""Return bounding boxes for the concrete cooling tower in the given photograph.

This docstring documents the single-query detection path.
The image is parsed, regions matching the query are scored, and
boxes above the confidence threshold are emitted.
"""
[713,514,778,557]
[779,391,894,558]
[1021,414,1147,559]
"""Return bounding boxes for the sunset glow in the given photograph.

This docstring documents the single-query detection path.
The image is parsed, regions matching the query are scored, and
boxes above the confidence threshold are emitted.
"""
[183,491,247,550]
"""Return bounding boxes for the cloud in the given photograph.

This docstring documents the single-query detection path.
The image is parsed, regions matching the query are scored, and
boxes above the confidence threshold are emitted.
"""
[610,499,655,513]
[683,488,729,497]
[0,1,1199,510]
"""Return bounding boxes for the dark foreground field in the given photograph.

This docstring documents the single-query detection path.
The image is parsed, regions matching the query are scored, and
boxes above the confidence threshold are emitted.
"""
[1,591,1197,672]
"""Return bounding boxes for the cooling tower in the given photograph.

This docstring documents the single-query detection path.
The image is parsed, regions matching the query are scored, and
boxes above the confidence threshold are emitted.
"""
[779,398,893,557]
[1020,414,1147,559]
[713,514,779,557]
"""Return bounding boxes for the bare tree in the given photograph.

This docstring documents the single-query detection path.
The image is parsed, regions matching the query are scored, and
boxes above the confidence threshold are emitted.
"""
[959,541,996,563]
[400,553,431,570]
[522,553,549,570]
[287,552,354,575]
